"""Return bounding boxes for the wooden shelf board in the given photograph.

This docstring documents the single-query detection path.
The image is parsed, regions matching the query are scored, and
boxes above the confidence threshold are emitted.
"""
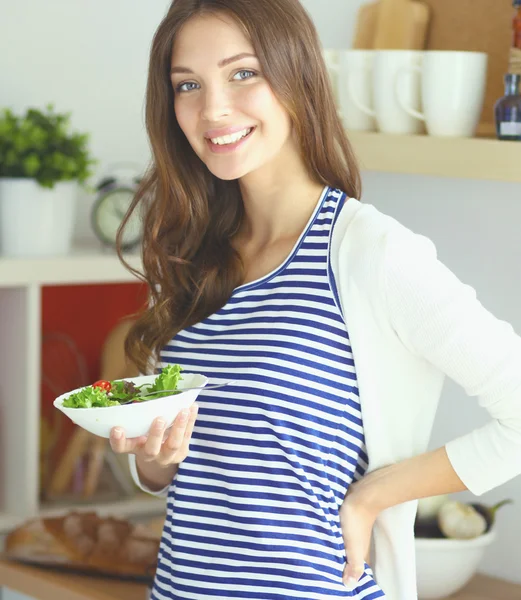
[0,558,148,600]
[0,246,142,287]
[349,131,521,183]
[0,564,519,600]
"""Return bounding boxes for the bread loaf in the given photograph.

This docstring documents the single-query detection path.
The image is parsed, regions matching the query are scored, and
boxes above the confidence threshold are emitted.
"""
[5,511,160,579]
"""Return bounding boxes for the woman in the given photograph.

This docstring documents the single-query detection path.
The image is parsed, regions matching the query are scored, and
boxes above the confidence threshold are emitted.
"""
[109,0,521,598]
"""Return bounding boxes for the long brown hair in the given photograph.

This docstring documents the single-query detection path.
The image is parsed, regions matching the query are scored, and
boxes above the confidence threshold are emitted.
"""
[117,0,361,375]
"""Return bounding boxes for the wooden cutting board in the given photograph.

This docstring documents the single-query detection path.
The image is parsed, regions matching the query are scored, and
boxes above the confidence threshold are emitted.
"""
[353,0,430,50]
[424,0,513,134]
[353,2,380,49]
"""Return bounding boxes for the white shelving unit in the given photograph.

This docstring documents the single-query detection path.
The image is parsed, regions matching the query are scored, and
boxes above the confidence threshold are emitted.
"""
[0,247,142,287]
[0,247,166,534]
[0,132,518,534]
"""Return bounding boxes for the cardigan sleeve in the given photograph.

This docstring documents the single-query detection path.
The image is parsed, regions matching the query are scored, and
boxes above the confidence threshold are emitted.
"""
[128,454,170,497]
[381,226,521,496]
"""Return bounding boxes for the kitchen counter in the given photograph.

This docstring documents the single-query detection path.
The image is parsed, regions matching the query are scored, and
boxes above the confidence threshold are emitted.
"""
[452,572,521,600]
[1,559,520,599]
[0,559,148,600]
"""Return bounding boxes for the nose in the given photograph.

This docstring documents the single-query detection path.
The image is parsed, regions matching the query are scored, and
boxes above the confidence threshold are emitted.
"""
[200,84,231,123]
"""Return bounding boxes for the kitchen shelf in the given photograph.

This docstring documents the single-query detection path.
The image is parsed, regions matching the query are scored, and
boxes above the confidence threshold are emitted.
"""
[1,565,520,600]
[0,248,148,534]
[349,131,521,183]
[0,246,142,287]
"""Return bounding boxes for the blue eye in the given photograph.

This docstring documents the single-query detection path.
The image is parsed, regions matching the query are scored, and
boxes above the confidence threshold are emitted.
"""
[176,81,200,93]
[174,70,256,93]
[233,69,256,81]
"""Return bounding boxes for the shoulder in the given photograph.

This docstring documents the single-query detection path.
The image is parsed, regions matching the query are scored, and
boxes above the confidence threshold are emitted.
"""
[332,196,438,270]
[331,197,465,353]
[331,197,445,333]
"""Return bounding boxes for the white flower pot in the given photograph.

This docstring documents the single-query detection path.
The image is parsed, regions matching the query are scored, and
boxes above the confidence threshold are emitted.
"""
[415,529,496,599]
[0,178,77,257]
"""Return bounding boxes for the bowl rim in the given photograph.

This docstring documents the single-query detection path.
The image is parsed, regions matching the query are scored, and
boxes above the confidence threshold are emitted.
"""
[415,527,496,548]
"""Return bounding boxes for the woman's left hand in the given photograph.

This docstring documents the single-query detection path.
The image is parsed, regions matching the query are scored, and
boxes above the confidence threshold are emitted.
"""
[339,482,380,590]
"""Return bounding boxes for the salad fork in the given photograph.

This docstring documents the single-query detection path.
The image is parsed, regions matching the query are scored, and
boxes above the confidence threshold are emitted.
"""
[141,380,236,397]
[119,380,237,404]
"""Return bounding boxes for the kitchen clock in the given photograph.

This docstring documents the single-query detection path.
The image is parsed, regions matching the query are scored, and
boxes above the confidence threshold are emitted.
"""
[91,168,143,251]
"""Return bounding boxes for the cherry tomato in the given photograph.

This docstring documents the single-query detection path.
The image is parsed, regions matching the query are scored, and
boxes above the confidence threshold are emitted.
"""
[92,380,112,393]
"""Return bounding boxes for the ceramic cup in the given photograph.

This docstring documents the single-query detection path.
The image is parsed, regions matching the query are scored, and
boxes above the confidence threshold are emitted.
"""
[323,49,341,113]
[323,49,376,130]
[349,50,425,135]
[397,50,488,137]
[336,50,377,131]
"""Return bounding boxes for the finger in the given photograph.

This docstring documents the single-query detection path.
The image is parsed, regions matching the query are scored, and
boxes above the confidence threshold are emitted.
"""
[142,417,167,458]
[109,427,141,454]
[183,403,199,441]
[342,550,365,591]
[163,404,196,452]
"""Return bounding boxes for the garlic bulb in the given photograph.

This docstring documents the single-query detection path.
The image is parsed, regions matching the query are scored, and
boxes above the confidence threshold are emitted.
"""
[438,501,487,539]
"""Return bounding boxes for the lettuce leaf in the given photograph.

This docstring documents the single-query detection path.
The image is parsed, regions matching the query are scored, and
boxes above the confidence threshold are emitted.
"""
[110,379,140,402]
[144,364,183,399]
[62,386,120,408]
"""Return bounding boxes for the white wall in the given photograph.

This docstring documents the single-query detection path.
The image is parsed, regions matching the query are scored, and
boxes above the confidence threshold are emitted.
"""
[1,0,172,242]
[1,0,521,585]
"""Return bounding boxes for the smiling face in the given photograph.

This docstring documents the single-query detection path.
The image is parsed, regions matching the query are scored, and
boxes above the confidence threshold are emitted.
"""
[170,12,298,181]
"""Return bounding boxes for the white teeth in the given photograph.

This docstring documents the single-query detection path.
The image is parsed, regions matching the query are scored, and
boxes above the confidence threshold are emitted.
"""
[210,127,252,145]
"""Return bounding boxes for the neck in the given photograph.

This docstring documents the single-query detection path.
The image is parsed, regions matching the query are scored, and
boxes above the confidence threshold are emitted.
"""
[237,150,325,246]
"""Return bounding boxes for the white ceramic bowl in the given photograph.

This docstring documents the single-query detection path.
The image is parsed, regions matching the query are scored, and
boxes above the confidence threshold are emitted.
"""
[415,529,496,599]
[54,373,208,438]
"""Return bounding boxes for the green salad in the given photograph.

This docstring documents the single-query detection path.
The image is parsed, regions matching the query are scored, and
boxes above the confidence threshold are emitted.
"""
[62,364,183,408]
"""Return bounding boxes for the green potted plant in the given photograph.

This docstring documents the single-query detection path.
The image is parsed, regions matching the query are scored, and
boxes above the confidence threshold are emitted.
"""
[0,104,97,257]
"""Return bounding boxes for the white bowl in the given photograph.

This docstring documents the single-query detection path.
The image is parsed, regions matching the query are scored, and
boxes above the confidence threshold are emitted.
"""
[415,529,496,599]
[53,373,208,438]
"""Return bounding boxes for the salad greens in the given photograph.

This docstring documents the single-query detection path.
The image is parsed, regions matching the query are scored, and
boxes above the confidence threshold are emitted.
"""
[62,385,121,408]
[62,364,183,408]
[143,363,183,400]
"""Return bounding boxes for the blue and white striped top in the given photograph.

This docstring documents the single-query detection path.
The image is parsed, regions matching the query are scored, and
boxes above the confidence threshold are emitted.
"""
[151,186,386,599]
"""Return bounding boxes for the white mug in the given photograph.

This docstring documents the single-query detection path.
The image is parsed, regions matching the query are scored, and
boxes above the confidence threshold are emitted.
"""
[323,49,376,130]
[350,50,425,135]
[323,49,341,113]
[397,51,488,137]
[337,50,376,132]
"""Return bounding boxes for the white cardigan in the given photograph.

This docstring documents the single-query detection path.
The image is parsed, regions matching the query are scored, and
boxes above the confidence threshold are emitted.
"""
[130,199,521,599]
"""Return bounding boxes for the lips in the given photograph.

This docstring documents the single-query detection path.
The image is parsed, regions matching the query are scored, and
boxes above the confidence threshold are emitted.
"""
[210,127,254,146]
[204,125,256,139]
[205,126,256,154]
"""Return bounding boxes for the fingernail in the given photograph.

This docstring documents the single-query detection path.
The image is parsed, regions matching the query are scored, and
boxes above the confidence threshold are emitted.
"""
[179,409,189,421]
[112,427,122,440]
[156,418,166,429]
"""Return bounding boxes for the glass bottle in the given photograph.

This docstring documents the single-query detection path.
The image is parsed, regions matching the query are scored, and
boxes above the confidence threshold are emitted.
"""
[494,74,521,141]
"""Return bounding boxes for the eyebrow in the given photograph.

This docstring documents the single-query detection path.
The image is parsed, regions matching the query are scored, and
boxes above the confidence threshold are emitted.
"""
[170,52,257,75]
